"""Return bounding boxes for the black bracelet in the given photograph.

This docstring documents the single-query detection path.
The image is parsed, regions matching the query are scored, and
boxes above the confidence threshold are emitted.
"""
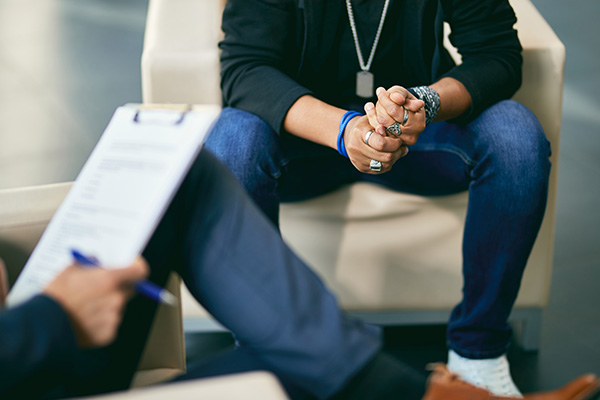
[408,86,440,125]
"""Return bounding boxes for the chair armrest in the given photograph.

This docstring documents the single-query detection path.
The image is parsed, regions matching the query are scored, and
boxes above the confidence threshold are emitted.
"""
[511,0,565,147]
[141,0,223,105]
[510,0,565,305]
[0,182,73,284]
[74,372,289,400]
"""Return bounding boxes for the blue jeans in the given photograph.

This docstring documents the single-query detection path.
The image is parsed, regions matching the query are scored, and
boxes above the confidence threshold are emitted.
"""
[49,151,382,400]
[204,100,552,359]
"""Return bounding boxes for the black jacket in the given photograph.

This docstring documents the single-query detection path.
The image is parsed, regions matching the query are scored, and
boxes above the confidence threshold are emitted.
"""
[220,0,522,133]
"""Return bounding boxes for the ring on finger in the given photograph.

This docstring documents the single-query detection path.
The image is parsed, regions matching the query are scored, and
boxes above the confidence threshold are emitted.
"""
[401,107,409,125]
[364,129,375,145]
[369,159,382,172]
[386,121,402,137]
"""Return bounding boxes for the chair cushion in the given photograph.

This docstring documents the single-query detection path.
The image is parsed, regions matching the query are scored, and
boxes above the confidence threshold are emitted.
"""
[280,182,552,310]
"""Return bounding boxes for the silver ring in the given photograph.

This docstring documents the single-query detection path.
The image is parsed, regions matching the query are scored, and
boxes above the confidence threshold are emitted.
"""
[401,107,409,125]
[369,159,382,172]
[386,121,402,136]
[364,129,375,145]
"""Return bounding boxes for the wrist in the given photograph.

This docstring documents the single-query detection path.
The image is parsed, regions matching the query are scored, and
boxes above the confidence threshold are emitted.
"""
[344,114,361,139]
[337,111,363,158]
[407,86,440,125]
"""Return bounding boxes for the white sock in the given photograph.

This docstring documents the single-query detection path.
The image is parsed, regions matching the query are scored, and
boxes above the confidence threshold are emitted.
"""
[447,350,523,398]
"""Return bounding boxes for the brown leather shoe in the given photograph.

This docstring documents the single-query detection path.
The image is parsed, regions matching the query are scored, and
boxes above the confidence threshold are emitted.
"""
[423,364,600,400]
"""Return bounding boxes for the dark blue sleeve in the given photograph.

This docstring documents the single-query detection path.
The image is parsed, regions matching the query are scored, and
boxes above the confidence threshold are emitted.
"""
[0,295,79,394]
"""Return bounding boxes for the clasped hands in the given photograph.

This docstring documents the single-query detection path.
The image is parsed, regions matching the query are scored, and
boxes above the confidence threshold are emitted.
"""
[344,86,426,174]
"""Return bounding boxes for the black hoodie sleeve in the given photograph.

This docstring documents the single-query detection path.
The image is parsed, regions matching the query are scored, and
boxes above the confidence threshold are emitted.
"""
[440,0,523,124]
[219,0,313,134]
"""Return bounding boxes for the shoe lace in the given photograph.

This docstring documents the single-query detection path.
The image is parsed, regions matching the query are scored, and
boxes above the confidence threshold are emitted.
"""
[456,357,520,396]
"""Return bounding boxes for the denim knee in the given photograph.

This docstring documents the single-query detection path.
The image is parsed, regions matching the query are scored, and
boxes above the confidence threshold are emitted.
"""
[204,108,284,223]
[204,107,283,183]
[474,101,550,180]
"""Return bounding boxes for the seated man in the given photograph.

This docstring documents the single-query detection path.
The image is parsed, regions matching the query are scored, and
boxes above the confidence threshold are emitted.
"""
[205,1,554,395]
[0,151,598,400]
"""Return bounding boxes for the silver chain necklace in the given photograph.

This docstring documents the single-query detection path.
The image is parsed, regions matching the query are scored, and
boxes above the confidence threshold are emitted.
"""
[346,0,391,98]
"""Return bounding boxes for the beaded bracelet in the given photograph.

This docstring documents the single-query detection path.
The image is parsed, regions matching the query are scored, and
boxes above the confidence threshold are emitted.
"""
[337,110,363,158]
[407,86,440,125]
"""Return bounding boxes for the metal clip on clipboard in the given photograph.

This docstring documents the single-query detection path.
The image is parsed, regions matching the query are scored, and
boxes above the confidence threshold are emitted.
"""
[133,104,192,125]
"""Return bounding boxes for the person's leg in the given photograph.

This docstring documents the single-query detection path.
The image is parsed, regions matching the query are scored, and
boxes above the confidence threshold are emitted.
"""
[365,100,551,394]
[54,112,289,396]
[203,107,287,225]
[50,150,419,400]
[443,101,550,396]
[167,150,426,399]
[51,144,419,400]
[176,346,428,400]
[445,101,550,359]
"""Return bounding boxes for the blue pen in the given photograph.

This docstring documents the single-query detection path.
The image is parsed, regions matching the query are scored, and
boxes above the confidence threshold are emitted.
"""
[70,249,178,307]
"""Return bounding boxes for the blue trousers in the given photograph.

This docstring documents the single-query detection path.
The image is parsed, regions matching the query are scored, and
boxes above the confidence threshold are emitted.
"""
[55,150,382,400]
[204,100,552,359]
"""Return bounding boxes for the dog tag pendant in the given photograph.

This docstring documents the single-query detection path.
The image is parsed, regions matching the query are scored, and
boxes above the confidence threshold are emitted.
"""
[356,71,374,98]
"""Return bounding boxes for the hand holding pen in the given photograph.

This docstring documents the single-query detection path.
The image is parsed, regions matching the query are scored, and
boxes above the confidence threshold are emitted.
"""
[70,249,178,307]
[43,255,149,347]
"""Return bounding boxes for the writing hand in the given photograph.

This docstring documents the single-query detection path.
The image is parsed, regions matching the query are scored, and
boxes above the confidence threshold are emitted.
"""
[43,256,149,348]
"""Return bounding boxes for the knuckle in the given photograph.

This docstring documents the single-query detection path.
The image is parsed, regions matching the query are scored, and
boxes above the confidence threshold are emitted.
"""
[369,140,382,151]
[377,114,389,125]
[347,141,360,154]
[391,140,403,152]
[380,153,393,163]
[386,104,401,117]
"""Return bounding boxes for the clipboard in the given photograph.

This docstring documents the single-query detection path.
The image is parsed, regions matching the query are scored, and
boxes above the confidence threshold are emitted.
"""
[8,104,220,307]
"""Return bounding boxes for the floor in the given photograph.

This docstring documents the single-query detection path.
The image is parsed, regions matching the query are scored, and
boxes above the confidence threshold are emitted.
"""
[1,0,598,395]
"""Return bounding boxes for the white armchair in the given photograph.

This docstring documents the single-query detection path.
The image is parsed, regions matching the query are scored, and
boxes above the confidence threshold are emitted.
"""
[141,0,565,350]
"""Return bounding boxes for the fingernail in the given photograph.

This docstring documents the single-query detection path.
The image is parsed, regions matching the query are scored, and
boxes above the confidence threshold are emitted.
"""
[365,102,374,111]
[376,87,383,96]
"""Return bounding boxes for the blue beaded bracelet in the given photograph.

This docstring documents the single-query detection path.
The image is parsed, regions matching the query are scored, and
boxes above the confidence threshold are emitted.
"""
[337,111,363,158]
